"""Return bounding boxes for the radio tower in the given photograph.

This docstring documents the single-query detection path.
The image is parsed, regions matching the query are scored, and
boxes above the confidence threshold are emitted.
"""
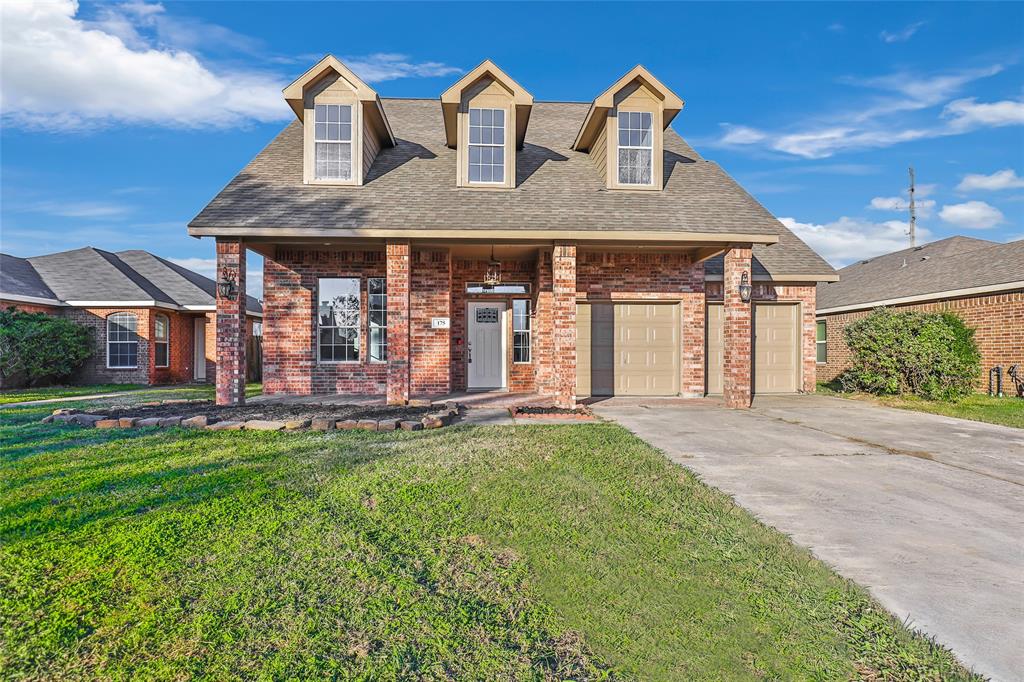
[908,166,916,248]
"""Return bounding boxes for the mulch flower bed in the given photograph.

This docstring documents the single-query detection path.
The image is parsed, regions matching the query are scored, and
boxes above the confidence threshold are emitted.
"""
[509,406,595,421]
[41,399,462,433]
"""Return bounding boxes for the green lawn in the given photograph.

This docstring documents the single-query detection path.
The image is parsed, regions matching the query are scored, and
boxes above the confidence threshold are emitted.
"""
[0,397,978,680]
[0,383,262,405]
[817,381,1023,429]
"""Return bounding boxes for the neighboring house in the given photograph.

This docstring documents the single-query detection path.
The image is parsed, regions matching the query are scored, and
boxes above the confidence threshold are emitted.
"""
[188,56,836,408]
[816,237,1024,389]
[0,247,262,386]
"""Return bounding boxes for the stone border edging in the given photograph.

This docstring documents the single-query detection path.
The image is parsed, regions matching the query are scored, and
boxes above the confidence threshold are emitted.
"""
[508,406,596,421]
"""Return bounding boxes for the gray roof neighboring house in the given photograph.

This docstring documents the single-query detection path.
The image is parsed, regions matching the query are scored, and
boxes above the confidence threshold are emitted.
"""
[189,98,835,281]
[817,237,1023,313]
[0,247,262,315]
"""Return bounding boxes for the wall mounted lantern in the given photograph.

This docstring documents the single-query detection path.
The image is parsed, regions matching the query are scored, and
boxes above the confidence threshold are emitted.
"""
[218,268,239,300]
[738,271,752,303]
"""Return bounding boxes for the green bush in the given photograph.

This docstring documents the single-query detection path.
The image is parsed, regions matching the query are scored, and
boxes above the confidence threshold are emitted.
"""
[0,307,92,387]
[839,307,981,400]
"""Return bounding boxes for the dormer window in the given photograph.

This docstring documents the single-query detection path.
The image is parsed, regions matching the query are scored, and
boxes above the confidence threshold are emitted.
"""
[314,104,353,181]
[617,111,653,185]
[441,60,534,190]
[469,108,505,184]
[283,55,396,187]
[572,66,684,192]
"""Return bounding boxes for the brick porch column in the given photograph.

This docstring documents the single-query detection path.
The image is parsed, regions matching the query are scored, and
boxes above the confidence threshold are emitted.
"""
[386,240,411,405]
[723,246,753,408]
[552,242,577,408]
[215,238,246,406]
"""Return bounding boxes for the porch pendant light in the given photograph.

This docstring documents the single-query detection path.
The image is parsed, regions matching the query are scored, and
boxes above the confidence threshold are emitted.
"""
[738,271,752,303]
[484,245,502,287]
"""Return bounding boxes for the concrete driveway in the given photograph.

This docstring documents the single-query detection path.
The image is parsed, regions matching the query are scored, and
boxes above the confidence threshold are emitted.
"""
[594,394,1024,681]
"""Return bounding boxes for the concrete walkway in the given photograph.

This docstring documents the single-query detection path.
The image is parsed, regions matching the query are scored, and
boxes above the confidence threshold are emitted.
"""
[594,394,1024,681]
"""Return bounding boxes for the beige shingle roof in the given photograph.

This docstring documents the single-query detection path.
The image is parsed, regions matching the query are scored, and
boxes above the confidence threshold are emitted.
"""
[189,98,834,279]
[817,237,1023,311]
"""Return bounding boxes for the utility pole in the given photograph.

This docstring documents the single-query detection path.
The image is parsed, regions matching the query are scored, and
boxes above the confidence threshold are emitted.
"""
[908,166,916,248]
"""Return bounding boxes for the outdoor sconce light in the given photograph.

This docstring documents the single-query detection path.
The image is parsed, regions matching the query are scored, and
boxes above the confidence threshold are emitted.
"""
[217,268,238,300]
[484,245,502,287]
[738,271,752,303]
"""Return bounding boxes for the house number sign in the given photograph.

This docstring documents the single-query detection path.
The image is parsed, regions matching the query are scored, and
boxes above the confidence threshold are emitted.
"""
[431,317,451,329]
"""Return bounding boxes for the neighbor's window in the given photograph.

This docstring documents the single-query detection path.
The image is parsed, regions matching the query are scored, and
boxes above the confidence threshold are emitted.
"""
[468,108,505,183]
[318,278,360,362]
[154,314,169,368]
[107,312,139,369]
[368,277,387,362]
[816,320,827,363]
[617,111,653,185]
[314,103,353,180]
[513,299,531,363]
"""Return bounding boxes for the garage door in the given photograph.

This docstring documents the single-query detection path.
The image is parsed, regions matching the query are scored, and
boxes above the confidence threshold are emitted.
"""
[576,302,680,396]
[705,303,800,394]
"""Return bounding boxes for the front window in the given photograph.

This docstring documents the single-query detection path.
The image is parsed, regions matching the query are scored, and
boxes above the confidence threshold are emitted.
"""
[314,104,353,180]
[617,111,653,185]
[816,320,827,363]
[368,278,387,362]
[318,278,360,362]
[107,312,138,368]
[154,314,169,368]
[468,108,505,183]
[513,299,531,363]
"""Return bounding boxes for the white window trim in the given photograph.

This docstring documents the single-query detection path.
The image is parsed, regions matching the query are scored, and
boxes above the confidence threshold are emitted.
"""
[368,277,387,364]
[317,277,361,364]
[616,110,655,187]
[154,314,170,368]
[313,103,354,182]
[512,299,531,364]
[106,312,139,369]
[468,107,506,185]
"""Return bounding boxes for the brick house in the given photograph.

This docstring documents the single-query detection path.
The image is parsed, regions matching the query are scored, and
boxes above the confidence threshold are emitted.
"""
[0,248,262,386]
[188,56,836,408]
[816,237,1024,390]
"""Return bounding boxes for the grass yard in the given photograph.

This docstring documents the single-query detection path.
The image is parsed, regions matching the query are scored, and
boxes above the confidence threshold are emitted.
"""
[0,398,978,680]
[0,383,262,406]
[817,381,1023,429]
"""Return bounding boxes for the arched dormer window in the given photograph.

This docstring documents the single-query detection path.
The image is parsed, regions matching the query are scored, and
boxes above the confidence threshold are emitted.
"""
[572,66,684,191]
[107,312,138,369]
[441,60,534,190]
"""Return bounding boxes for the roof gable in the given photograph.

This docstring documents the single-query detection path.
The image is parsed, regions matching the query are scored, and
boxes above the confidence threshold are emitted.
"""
[440,59,534,148]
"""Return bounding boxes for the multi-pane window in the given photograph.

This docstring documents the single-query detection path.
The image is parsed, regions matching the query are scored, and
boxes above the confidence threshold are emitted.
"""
[816,320,827,363]
[368,278,387,363]
[154,314,169,368]
[512,299,531,363]
[314,104,353,180]
[617,111,653,185]
[318,278,360,362]
[468,108,505,183]
[107,312,139,368]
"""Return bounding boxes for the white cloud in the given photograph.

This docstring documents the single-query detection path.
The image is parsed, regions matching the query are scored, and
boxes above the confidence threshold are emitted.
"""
[16,199,134,219]
[938,201,1005,229]
[718,124,768,145]
[342,53,462,82]
[943,97,1024,130]
[880,21,926,43]
[780,216,926,266]
[957,169,1024,192]
[868,195,935,217]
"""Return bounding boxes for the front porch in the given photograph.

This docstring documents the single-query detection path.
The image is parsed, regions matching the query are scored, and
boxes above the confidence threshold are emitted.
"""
[214,238,759,409]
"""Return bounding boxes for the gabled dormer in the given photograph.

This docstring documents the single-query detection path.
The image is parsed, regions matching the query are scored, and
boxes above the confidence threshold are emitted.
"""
[284,55,396,186]
[441,60,534,190]
[572,66,684,191]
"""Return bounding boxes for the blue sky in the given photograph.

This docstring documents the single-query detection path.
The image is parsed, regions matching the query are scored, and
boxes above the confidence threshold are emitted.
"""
[2,1,1022,295]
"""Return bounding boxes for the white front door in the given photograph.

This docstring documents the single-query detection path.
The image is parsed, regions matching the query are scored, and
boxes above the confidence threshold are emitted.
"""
[193,317,207,381]
[468,301,506,389]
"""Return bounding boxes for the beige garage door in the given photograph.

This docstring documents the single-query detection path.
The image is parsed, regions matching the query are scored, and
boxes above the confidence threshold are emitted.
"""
[576,302,680,396]
[754,304,800,393]
[705,302,800,394]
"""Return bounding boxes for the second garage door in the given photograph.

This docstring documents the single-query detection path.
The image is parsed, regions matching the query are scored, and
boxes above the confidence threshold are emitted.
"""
[577,302,679,396]
[706,302,801,394]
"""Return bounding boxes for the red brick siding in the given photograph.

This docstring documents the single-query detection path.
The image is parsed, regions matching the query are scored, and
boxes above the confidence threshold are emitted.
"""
[818,290,1024,391]
[215,238,247,405]
[263,247,387,396]
[722,248,753,407]
[386,241,411,404]
[411,249,451,395]
[0,300,61,315]
[551,243,577,407]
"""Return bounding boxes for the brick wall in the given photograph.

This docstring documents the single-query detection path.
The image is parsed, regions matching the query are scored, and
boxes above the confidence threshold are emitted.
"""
[411,249,451,395]
[818,290,1024,390]
[65,307,152,385]
[0,300,61,315]
[215,238,247,405]
[722,247,753,408]
[386,241,411,404]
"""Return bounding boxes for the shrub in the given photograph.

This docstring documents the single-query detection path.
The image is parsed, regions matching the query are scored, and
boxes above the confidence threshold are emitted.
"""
[839,307,981,401]
[0,308,92,387]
